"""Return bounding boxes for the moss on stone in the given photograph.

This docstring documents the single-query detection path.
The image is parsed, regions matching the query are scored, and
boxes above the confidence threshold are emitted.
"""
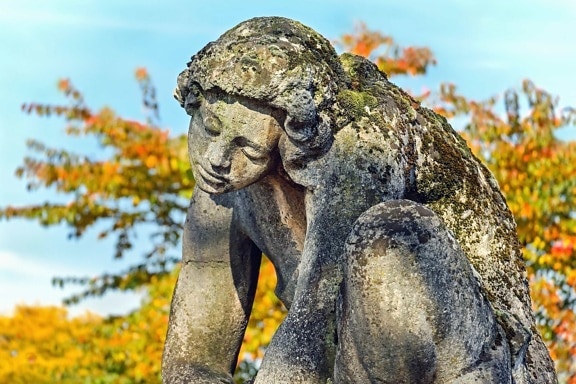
[336,90,379,121]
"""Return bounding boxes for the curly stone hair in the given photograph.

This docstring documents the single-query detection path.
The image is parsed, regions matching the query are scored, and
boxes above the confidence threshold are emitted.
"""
[174,16,350,155]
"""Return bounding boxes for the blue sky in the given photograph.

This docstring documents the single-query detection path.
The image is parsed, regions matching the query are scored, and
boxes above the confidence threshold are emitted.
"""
[1,0,575,316]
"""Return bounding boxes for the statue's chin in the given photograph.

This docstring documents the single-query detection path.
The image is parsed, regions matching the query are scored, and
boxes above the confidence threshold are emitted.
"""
[197,182,230,195]
[193,167,233,194]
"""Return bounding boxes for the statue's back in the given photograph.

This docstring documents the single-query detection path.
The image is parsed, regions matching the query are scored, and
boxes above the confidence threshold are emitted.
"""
[340,54,556,381]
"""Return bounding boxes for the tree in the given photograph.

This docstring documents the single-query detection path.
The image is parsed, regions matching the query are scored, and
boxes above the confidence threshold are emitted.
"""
[4,71,191,302]
[0,270,176,384]
[338,22,436,77]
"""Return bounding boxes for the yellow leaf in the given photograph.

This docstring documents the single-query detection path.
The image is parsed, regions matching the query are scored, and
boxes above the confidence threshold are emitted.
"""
[145,155,158,168]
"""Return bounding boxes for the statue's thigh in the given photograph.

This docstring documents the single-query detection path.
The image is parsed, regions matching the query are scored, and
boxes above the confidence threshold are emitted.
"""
[334,200,511,384]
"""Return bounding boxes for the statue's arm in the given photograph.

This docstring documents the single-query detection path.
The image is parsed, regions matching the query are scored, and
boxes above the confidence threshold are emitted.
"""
[162,187,261,384]
[254,174,375,383]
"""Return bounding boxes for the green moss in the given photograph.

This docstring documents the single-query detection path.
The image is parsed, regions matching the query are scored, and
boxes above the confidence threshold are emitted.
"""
[340,52,387,86]
[337,90,379,121]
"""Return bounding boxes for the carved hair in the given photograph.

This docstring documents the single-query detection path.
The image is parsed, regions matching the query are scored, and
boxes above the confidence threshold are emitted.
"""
[175,17,349,156]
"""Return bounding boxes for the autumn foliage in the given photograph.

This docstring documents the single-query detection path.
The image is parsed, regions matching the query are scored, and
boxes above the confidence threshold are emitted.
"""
[7,71,192,304]
[1,23,575,383]
[337,22,436,76]
[0,271,174,383]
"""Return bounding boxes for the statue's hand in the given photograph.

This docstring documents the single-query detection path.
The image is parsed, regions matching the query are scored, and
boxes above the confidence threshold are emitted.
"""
[163,363,233,384]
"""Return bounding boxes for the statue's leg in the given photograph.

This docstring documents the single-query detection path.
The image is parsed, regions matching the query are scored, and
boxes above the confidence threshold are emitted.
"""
[334,200,512,384]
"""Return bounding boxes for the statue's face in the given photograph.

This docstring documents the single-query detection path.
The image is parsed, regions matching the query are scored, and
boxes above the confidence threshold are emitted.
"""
[188,93,283,194]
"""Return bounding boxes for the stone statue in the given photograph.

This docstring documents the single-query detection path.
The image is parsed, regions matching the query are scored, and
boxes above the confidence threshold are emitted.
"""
[163,17,557,383]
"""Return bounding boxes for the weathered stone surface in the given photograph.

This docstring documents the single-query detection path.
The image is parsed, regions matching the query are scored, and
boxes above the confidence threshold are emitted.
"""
[336,201,511,383]
[163,16,557,383]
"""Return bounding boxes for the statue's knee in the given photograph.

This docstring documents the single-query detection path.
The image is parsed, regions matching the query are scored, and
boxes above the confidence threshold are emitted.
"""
[340,200,509,381]
[342,199,454,313]
[338,202,442,383]
[343,199,466,299]
[346,199,443,259]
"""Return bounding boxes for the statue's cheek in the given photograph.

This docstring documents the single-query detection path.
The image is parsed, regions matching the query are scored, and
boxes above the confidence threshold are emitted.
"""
[234,160,257,182]
[188,146,203,166]
[187,135,205,162]
[228,161,267,189]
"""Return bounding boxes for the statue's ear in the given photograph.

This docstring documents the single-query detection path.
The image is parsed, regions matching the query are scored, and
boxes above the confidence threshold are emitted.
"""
[284,115,315,144]
[272,88,334,153]
[279,89,319,144]
[277,134,309,186]
[283,111,333,154]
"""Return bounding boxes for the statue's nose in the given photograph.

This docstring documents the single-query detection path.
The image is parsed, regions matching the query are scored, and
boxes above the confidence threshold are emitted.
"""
[207,141,231,171]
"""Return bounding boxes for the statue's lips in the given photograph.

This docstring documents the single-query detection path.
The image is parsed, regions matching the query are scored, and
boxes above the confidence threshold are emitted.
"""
[197,166,228,186]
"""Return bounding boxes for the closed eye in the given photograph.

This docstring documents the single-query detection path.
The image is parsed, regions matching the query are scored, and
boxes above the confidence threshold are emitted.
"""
[241,146,267,161]
[203,115,222,136]
[234,137,268,162]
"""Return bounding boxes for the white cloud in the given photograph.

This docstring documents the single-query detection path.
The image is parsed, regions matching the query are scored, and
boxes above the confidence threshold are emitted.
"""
[0,250,80,314]
[0,250,80,278]
[0,250,143,317]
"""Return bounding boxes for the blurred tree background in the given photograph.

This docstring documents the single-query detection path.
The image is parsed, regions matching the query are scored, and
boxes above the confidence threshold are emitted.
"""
[1,23,575,383]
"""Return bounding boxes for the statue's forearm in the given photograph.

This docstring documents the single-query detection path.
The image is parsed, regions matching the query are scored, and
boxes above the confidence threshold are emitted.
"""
[163,189,260,382]
[163,260,249,379]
